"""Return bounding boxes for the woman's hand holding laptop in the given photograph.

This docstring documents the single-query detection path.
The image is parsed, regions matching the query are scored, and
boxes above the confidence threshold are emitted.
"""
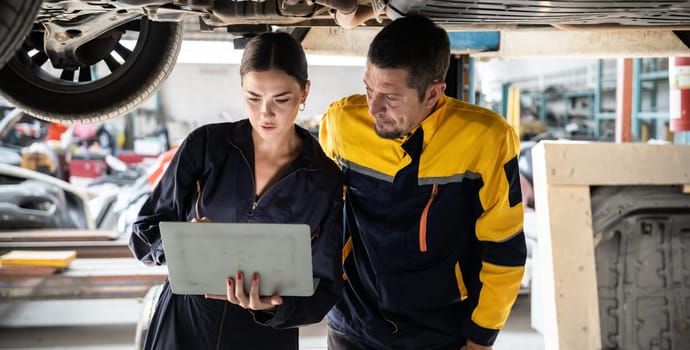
[204,271,283,310]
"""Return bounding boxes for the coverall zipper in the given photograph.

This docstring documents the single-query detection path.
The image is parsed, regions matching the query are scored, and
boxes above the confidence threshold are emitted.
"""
[418,184,438,252]
[215,302,229,350]
[383,315,399,335]
[195,180,202,219]
[239,151,301,214]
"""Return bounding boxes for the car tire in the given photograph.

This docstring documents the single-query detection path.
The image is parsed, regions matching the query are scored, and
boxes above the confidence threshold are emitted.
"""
[0,16,183,123]
[0,0,42,69]
[592,185,690,349]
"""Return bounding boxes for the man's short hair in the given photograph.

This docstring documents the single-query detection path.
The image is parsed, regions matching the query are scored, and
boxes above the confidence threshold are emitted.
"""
[367,15,450,101]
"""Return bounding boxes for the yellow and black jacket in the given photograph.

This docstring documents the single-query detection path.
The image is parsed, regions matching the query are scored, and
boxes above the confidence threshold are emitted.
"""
[320,94,526,349]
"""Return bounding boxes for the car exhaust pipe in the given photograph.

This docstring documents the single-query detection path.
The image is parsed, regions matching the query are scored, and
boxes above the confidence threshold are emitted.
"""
[334,4,375,29]
[314,0,357,15]
[312,0,375,29]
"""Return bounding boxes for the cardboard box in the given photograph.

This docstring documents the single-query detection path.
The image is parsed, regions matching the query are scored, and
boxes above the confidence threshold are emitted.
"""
[21,152,56,175]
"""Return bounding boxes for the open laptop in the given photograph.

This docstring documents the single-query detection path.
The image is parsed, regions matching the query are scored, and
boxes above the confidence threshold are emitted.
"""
[159,222,317,297]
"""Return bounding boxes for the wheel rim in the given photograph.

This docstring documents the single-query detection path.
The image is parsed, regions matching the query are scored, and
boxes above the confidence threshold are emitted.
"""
[7,16,151,94]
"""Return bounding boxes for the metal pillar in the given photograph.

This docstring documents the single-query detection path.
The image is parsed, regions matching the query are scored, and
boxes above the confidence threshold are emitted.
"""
[615,58,634,142]
[632,58,641,140]
[445,54,474,103]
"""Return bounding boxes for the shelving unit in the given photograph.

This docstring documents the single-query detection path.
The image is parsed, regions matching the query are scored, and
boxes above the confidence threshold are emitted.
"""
[503,58,670,141]
[593,58,669,141]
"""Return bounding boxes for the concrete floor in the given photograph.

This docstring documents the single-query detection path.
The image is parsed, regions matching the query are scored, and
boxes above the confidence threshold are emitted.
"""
[0,295,542,349]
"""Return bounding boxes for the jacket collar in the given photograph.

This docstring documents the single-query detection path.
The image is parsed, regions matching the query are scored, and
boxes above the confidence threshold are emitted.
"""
[401,94,449,149]
[227,119,322,172]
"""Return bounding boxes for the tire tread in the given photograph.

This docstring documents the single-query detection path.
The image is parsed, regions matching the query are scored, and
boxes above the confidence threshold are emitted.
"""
[0,0,42,68]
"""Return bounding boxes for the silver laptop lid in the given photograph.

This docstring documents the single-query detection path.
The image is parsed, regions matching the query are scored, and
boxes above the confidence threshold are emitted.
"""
[159,222,316,296]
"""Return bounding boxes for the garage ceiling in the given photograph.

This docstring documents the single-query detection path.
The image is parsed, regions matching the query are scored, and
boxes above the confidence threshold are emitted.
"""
[397,0,690,26]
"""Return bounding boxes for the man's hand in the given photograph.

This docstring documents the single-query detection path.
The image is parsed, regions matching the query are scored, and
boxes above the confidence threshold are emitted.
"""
[460,340,492,350]
[205,272,283,310]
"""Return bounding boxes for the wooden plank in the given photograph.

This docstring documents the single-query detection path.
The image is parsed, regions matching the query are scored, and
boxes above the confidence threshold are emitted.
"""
[533,185,600,350]
[0,240,133,259]
[62,258,168,277]
[0,299,144,327]
[0,258,167,300]
[538,141,690,185]
[0,266,57,276]
[531,141,690,350]
[0,250,76,268]
[476,29,690,59]
[0,229,119,242]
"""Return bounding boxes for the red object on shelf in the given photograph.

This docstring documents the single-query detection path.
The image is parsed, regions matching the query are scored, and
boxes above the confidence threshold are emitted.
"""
[69,159,107,178]
[117,152,159,165]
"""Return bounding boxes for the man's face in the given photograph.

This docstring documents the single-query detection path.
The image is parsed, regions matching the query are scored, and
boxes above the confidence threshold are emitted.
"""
[364,62,429,139]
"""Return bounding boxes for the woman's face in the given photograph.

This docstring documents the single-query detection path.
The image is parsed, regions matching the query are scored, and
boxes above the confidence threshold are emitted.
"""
[242,69,309,141]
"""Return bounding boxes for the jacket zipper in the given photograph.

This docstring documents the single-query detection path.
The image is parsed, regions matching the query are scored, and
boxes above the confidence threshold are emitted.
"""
[215,302,229,350]
[250,169,301,212]
[310,226,321,240]
[195,180,203,220]
[238,151,302,213]
[341,237,353,281]
[383,315,399,335]
[418,183,438,252]
[387,184,437,334]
